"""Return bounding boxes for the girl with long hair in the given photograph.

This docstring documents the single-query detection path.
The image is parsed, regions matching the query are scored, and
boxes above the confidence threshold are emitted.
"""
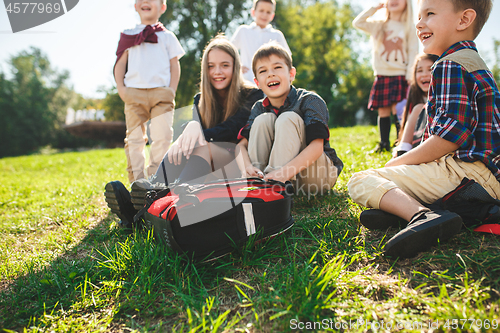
[353,0,419,152]
[394,53,439,156]
[105,35,263,227]
[163,34,260,181]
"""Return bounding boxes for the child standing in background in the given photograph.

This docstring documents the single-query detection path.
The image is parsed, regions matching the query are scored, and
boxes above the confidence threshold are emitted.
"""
[353,0,419,152]
[394,53,438,157]
[230,0,291,85]
[115,0,185,183]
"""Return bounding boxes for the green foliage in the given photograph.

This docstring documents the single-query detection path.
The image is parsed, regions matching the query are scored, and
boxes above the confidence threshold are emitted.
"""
[155,0,374,126]
[159,0,252,108]
[100,86,125,121]
[492,39,500,87]
[1,127,500,332]
[162,0,251,55]
[0,47,97,157]
[275,1,374,127]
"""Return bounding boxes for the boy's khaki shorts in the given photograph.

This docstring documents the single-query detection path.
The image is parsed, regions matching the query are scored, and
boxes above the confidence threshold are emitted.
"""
[348,154,500,209]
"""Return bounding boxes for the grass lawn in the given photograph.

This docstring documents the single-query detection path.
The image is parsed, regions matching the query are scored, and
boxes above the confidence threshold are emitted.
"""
[0,125,499,332]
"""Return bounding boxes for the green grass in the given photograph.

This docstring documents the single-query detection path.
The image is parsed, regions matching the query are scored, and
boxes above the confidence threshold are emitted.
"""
[1,126,499,332]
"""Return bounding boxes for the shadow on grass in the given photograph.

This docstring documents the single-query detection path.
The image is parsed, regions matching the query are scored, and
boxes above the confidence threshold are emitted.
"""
[1,199,331,331]
[0,213,121,330]
[2,191,500,332]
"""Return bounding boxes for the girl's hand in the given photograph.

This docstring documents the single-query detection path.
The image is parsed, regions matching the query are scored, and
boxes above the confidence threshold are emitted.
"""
[375,3,385,10]
[179,121,206,157]
[167,140,184,166]
[168,121,206,165]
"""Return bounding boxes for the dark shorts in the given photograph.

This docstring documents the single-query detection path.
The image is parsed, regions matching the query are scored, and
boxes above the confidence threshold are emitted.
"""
[368,75,408,110]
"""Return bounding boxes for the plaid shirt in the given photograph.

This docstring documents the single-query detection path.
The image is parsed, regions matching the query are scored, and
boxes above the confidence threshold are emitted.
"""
[423,41,500,181]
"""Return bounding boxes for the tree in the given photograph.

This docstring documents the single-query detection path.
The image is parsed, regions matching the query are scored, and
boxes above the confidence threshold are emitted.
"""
[492,39,500,87]
[275,0,374,126]
[159,0,252,107]
[0,47,93,157]
[100,86,125,121]
[102,1,375,127]
[101,2,252,113]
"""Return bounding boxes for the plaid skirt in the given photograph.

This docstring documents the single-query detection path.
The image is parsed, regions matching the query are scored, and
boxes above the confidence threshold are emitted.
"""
[368,75,408,110]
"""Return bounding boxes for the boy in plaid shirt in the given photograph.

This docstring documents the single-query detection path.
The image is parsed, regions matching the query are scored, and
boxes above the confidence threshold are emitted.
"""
[348,0,500,258]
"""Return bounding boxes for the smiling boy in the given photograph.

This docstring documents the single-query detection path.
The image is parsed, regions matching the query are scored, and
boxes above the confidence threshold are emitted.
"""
[230,0,291,85]
[114,0,185,183]
[348,0,500,258]
[237,43,343,196]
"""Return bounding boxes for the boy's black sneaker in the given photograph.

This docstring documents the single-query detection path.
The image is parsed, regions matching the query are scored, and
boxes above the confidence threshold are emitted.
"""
[104,181,137,229]
[359,209,407,230]
[370,141,391,154]
[384,209,462,259]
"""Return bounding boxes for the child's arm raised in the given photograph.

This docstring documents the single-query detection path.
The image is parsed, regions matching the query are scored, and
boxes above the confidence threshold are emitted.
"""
[386,135,460,167]
[352,4,384,34]
[114,50,128,101]
[169,56,180,92]
[264,139,323,183]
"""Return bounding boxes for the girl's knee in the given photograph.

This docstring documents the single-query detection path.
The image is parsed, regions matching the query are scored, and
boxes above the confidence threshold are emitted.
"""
[191,145,211,161]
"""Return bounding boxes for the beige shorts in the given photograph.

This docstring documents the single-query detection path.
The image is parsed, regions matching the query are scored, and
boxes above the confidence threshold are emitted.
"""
[348,155,500,209]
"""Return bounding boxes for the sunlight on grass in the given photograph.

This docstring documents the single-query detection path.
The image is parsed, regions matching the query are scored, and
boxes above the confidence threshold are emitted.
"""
[0,127,499,332]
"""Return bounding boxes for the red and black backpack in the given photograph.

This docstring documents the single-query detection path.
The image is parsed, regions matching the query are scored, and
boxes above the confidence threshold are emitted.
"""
[135,178,294,261]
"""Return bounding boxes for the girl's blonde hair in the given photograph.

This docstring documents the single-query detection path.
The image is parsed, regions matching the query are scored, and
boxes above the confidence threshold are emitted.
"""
[198,34,253,129]
[376,0,417,47]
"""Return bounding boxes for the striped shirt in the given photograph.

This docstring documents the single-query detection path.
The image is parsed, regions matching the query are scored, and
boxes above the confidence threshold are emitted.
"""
[423,41,500,181]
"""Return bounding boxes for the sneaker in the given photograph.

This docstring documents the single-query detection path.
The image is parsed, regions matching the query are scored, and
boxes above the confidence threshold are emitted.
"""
[370,141,391,153]
[104,181,137,228]
[359,209,407,230]
[131,178,167,211]
[384,209,462,259]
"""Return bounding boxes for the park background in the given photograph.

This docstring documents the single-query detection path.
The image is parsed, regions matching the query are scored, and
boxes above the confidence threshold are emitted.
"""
[1,1,500,332]
[1,0,500,156]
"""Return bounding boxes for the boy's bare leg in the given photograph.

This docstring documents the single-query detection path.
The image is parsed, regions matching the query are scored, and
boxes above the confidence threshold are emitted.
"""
[379,188,428,221]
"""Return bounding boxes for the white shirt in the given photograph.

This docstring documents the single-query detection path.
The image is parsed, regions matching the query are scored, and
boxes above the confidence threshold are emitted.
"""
[123,24,185,89]
[230,22,291,84]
